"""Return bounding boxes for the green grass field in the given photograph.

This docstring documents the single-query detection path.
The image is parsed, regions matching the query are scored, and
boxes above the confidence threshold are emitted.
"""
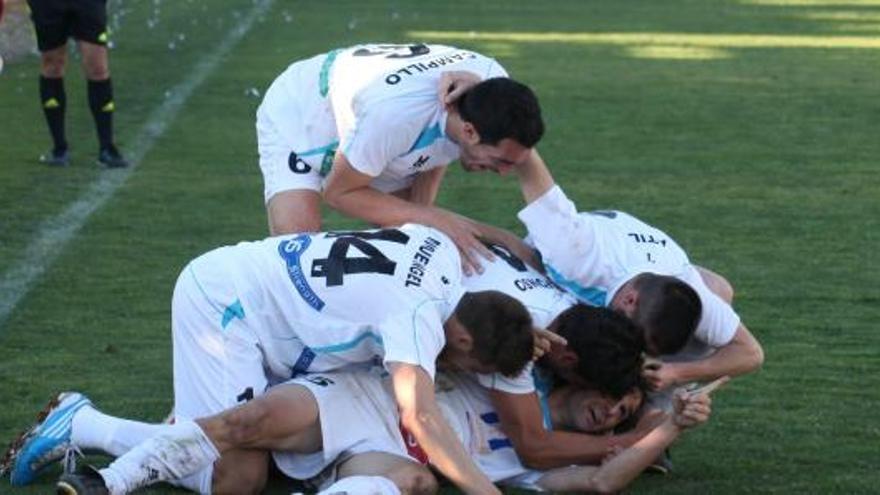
[1,0,878,493]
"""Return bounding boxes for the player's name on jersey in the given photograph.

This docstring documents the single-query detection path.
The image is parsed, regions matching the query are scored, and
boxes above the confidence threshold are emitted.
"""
[384,51,478,85]
[514,277,556,292]
[406,236,443,288]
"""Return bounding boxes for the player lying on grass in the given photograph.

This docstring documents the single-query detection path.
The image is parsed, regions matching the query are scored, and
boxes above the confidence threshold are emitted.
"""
[257,43,544,274]
[52,369,718,495]
[462,244,669,470]
[3,224,542,495]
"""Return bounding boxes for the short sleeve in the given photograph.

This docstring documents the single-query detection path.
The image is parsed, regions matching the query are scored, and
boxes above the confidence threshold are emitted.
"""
[476,362,536,394]
[341,106,421,178]
[381,301,447,380]
[678,266,740,347]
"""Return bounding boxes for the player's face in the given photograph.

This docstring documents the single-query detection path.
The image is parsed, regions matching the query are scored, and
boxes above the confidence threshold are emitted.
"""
[567,387,644,434]
[459,138,530,175]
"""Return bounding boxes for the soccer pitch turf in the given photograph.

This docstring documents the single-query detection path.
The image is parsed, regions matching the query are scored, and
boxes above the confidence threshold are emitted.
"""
[0,0,878,493]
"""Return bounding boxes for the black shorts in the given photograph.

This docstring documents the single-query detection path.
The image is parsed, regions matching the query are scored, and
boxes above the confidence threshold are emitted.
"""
[27,0,108,51]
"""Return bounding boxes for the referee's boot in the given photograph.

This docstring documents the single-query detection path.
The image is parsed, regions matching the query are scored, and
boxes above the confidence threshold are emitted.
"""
[97,146,129,168]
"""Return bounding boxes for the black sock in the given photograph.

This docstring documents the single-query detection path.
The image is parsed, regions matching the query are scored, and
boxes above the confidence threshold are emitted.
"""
[39,76,67,153]
[87,78,115,151]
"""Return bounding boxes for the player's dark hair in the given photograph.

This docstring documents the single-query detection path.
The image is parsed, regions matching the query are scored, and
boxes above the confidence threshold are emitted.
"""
[456,290,534,377]
[631,273,702,356]
[455,77,544,148]
[553,304,646,398]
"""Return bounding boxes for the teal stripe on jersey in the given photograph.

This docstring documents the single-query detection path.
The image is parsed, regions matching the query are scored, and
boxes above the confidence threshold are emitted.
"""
[221,299,245,329]
[319,49,342,97]
[298,141,339,158]
[312,331,383,353]
[532,367,555,430]
[545,265,608,307]
[407,123,443,153]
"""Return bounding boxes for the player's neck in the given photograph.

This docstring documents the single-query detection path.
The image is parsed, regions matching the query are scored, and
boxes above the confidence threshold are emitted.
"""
[445,110,464,145]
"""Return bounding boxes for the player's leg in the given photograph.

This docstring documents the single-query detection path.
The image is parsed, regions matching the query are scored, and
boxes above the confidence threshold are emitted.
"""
[70,383,320,494]
[267,189,323,235]
[336,452,438,495]
[28,0,71,165]
[256,58,334,235]
[73,0,127,167]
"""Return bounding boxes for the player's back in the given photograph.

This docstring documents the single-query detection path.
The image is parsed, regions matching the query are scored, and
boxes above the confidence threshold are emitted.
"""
[463,244,574,329]
[187,224,463,377]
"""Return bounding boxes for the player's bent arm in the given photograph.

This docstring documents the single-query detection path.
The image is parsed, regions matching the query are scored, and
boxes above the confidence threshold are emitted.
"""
[490,390,643,470]
[668,324,764,384]
[407,166,448,206]
[324,152,493,270]
[389,362,501,495]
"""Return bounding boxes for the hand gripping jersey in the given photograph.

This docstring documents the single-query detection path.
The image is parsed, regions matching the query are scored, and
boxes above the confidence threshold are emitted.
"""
[257,43,508,196]
[518,185,741,348]
[184,224,463,380]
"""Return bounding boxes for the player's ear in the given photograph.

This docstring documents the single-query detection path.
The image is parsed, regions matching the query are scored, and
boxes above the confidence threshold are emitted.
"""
[445,316,474,351]
[462,121,481,145]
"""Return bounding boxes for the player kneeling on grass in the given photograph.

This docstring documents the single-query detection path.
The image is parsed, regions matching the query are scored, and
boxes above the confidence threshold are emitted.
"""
[2,224,540,495]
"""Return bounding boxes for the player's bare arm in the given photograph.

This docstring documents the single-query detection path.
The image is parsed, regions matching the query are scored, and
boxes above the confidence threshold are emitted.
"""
[489,389,645,470]
[323,152,494,274]
[535,384,717,493]
[389,362,501,495]
[405,165,448,206]
[644,325,763,391]
[513,149,556,205]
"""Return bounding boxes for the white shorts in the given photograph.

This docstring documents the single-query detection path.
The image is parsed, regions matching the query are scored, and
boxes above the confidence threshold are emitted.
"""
[171,263,269,421]
[272,371,421,481]
[256,53,339,202]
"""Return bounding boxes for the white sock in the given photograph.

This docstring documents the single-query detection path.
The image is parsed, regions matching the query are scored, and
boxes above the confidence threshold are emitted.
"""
[98,420,219,495]
[319,475,402,495]
[71,406,172,457]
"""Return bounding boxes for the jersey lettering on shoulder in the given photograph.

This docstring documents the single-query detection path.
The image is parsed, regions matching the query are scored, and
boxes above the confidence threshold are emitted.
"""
[463,243,574,329]
[328,44,507,189]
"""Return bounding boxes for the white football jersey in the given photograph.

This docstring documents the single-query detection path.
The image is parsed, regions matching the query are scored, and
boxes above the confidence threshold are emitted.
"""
[262,44,507,192]
[437,373,535,483]
[186,224,463,380]
[518,185,741,347]
[464,245,576,394]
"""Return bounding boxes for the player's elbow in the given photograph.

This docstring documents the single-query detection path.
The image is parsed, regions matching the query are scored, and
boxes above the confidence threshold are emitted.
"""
[322,185,346,211]
[399,406,436,437]
[748,340,765,372]
[512,435,562,470]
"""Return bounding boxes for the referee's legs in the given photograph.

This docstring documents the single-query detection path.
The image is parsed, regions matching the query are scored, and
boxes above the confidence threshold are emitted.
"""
[38,45,69,157]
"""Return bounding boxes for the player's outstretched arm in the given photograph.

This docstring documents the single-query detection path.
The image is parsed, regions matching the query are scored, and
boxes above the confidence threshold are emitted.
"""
[490,389,646,470]
[533,389,715,494]
[389,362,501,495]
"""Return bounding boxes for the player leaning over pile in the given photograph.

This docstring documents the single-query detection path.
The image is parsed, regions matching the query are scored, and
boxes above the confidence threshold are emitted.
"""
[255,42,546,273]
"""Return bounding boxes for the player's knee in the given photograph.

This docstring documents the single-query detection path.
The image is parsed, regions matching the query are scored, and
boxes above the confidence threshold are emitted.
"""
[40,52,66,78]
[388,464,438,495]
[269,213,321,236]
[222,400,271,446]
[211,452,268,495]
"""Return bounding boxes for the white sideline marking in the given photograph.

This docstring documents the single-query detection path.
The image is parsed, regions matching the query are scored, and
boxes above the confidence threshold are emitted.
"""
[0,0,276,329]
